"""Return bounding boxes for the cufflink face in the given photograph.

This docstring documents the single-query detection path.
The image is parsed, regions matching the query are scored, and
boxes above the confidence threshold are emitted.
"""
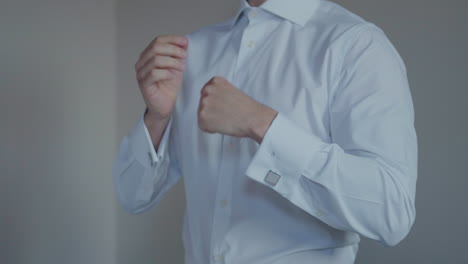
[264,170,281,186]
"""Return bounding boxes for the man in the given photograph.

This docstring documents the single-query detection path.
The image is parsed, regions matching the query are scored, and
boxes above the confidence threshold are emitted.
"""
[112,0,418,263]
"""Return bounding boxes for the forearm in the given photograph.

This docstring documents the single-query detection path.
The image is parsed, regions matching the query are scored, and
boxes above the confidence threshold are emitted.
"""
[245,111,417,246]
[247,103,278,144]
[113,109,179,214]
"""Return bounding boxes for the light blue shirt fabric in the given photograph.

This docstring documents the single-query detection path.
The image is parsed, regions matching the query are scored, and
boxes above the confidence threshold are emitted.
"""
[112,0,418,263]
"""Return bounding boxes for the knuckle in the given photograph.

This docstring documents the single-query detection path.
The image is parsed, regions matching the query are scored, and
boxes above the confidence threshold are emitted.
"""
[206,85,213,94]
[212,76,223,83]
[201,85,211,96]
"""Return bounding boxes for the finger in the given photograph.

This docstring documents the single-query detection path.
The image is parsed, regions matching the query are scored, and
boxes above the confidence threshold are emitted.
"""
[138,56,185,80]
[139,35,187,62]
[200,83,212,97]
[136,43,187,71]
[155,35,188,47]
[140,69,174,89]
[154,43,187,58]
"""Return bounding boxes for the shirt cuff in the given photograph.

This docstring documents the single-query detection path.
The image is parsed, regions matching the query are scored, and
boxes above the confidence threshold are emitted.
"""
[129,110,173,168]
[245,112,327,196]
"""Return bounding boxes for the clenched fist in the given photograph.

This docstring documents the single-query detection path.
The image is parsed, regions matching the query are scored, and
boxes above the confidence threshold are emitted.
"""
[135,34,188,120]
[197,76,278,143]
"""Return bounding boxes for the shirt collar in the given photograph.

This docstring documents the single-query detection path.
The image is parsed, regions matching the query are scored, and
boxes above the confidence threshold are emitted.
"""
[230,0,321,28]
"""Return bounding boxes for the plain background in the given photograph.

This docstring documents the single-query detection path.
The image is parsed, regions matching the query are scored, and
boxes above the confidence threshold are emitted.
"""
[1,0,118,263]
[1,0,467,263]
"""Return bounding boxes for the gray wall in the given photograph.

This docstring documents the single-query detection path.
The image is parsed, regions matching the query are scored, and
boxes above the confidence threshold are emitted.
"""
[115,0,468,263]
[334,1,468,262]
[1,0,118,263]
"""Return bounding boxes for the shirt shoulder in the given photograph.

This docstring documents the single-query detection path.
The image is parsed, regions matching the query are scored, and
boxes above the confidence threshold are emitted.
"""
[305,0,378,43]
[307,1,405,70]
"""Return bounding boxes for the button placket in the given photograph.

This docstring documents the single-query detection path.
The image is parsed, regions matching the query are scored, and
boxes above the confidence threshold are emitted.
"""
[235,22,258,74]
[213,254,223,263]
[250,9,257,17]
[220,199,228,208]
[227,137,234,150]
[208,68,238,263]
[148,151,154,167]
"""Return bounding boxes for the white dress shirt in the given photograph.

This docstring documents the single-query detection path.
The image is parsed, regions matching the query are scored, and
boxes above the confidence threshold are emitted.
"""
[112,0,418,263]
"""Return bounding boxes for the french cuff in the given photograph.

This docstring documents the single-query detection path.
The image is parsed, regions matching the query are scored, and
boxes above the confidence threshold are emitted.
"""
[129,110,172,169]
[245,112,326,196]
[143,113,173,165]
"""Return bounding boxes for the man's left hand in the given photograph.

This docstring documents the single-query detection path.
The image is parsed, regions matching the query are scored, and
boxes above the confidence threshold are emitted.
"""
[197,76,278,144]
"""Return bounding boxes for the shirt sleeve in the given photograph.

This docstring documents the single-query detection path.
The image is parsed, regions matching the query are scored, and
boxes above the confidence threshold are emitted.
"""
[244,24,418,247]
[112,110,182,214]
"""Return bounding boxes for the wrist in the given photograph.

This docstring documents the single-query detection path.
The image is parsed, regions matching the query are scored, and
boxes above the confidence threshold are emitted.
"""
[248,104,278,144]
[143,108,171,150]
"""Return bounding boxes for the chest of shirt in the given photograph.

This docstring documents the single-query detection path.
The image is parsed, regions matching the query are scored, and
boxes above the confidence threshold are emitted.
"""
[171,21,335,181]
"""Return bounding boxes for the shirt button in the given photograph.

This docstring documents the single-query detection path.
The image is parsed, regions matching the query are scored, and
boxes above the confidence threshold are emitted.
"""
[247,40,256,48]
[250,9,257,17]
[213,254,222,262]
[220,199,228,207]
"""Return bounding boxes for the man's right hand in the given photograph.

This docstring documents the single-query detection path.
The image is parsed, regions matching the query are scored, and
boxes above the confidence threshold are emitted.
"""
[135,35,188,120]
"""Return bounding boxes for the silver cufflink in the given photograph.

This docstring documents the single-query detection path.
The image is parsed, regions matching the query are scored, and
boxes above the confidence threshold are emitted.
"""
[264,170,281,186]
